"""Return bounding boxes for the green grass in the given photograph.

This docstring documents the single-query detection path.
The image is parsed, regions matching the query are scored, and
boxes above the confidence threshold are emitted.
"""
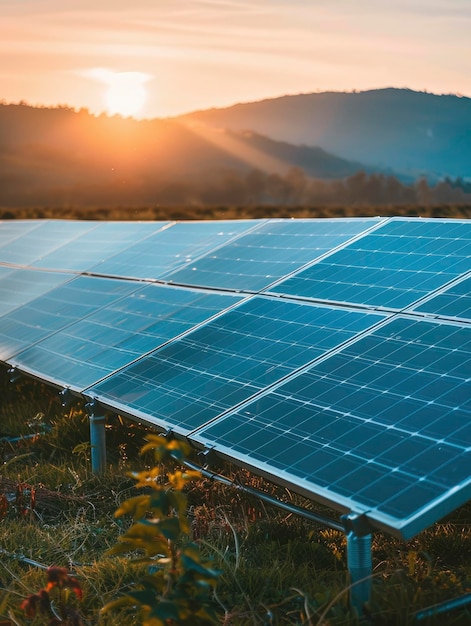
[1,366,470,625]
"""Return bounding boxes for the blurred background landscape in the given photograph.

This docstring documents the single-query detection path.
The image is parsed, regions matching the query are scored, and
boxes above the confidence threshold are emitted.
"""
[1,88,470,215]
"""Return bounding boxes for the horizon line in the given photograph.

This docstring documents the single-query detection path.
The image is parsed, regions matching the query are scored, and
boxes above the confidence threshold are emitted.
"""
[1,85,470,122]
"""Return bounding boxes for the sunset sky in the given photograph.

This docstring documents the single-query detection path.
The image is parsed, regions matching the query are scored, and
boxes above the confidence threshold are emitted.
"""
[2,0,470,119]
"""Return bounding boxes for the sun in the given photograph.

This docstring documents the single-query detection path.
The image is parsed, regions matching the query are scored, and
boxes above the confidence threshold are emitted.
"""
[86,68,152,118]
[105,73,148,117]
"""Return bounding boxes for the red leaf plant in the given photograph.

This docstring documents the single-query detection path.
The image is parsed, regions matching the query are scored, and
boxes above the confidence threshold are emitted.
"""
[21,566,83,625]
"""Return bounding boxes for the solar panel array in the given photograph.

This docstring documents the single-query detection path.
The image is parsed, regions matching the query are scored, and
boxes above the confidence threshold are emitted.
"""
[1,217,469,540]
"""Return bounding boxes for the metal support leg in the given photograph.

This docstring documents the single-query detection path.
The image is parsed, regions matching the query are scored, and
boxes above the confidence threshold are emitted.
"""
[342,513,373,617]
[86,400,106,475]
[89,414,106,475]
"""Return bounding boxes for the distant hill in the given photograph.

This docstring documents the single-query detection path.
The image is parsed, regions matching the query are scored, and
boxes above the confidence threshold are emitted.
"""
[221,129,378,179]
[178,88,471,179]
[0,103,380,208]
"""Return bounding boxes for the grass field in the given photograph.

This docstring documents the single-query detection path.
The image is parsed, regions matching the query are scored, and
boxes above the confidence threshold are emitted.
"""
[0,206,470,624]
[1,202,470,222]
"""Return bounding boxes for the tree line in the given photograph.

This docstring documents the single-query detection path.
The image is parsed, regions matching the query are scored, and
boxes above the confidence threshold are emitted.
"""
[2,165,471,210]
[154,168,471,208]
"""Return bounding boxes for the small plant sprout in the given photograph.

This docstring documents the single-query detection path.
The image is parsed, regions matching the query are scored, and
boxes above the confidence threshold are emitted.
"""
[101,434,221,625]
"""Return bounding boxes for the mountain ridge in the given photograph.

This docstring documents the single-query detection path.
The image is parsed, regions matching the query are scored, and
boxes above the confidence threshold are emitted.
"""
[177,88,471,179]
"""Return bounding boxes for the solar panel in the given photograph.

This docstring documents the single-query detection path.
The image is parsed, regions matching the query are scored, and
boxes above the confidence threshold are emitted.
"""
[89,220,257,280]
[412,274,471,321]
[87,297,384,434]
[192,315,471,539]
[0,268,74,318]
[271,218,471,310]
[0,216,470,544]
[30,221,169,272]
[12,285,242,390]
[166,218,381,291]
[0,275,140,361]
[0,220,97,267]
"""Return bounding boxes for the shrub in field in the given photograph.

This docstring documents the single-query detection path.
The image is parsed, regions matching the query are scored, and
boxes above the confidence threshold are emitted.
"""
[101,434,220,625]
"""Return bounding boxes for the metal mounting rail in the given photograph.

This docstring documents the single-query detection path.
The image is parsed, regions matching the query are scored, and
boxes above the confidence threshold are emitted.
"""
[181,457,345,532]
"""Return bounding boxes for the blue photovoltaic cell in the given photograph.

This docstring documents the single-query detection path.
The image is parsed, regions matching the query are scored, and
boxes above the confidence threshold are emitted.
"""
[0,275,140,361]
[0,220,97,267]
[13,285,241,390]
[89,220,255,280]
[31,222,168,272]
[413,275,471,321]
[0,268,73,318]
[272,218,471,309]
[165,218,380,291]
[193,315,471,538]
[88,297,383,433]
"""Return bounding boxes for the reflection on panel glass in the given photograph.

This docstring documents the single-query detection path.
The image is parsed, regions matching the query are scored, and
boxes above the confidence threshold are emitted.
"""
[31,222,168,272]
[15,285,241,390]
[89,297,383,432]
[0,220,97,266]
[273,219,471,309]
[0,275,140,360]
[166,218,380,291]
[413,275,471,321]
[0,268,73,317]
[90,220,255,280]
[195,316,471,537]
[0,220,42,250]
